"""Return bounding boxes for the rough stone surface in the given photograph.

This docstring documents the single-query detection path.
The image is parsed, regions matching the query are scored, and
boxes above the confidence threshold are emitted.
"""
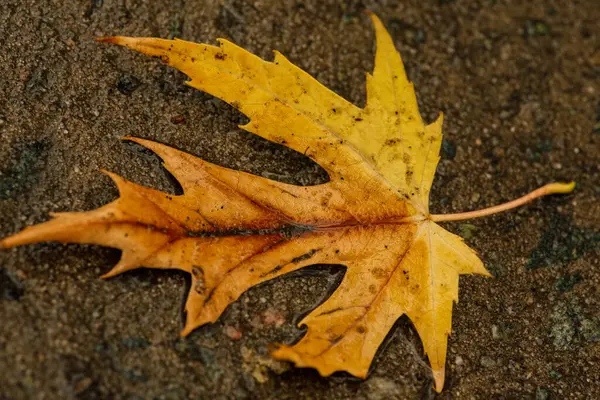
[1,0,599,399]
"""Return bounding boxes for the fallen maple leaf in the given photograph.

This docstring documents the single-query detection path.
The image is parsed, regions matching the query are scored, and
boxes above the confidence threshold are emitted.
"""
[0,13,574,392]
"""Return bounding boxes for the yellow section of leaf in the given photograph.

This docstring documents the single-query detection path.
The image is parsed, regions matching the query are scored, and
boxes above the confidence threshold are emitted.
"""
[272,220,487,390]
[98,13,439,216]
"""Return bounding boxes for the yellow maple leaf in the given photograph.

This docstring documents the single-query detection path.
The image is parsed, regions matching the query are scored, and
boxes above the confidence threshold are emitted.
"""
[0,13,574,392]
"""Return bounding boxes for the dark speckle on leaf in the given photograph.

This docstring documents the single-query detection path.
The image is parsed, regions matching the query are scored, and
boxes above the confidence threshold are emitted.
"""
[291,249,319,264]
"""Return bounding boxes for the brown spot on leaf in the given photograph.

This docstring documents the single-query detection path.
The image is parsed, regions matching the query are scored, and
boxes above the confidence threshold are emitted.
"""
[320,192,333,207]
[262,264,283,277]
[192,266,203,278]
[405,168,414,185]
[318,307,343,317]
[291,249,319,264]
[192,266,206,294]
[330,335,342,345]
[371,267,387,279]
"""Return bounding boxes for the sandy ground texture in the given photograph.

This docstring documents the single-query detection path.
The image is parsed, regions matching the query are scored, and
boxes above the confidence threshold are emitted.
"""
[1,0,599,399]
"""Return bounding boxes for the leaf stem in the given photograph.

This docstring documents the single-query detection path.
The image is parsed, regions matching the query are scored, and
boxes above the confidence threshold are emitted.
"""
[429,182,575,223]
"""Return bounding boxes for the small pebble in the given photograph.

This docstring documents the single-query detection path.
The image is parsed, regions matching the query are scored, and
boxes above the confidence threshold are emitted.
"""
[262,308,286,327]
[492,325,500,339]
[492,147,505,158]
[536,388,551,400]
[171,114,186,124]
[480,356,496,368]
[224,325,242,340]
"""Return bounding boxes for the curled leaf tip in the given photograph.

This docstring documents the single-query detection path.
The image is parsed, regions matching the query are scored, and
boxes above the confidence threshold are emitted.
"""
[95,37,116,43]
[180,324,195,337]
[96,36,134,47]
[547,181,576,194]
